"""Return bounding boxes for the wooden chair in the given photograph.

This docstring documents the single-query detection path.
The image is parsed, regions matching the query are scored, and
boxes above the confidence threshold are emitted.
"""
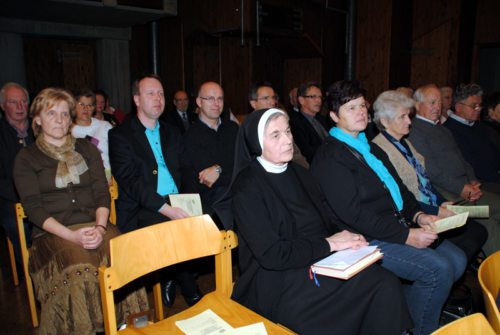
[431,313,496,334]
[109,177,119,225]
[5,235,19,286]
[478,250,500,334]
[15,203,39,327]
[13,181,120,328]
[99,214,296,335]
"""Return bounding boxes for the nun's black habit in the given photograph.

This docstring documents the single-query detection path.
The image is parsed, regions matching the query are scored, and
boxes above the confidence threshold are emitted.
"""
[224,109,412,335]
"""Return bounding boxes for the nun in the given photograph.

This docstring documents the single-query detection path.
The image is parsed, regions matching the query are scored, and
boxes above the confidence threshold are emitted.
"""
[226,108,412,335]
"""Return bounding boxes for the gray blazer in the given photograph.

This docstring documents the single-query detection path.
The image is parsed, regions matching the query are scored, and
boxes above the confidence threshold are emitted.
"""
[408,117,476,195]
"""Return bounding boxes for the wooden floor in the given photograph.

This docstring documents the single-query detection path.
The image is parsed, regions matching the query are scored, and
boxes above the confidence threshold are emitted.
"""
[0,227,486,334]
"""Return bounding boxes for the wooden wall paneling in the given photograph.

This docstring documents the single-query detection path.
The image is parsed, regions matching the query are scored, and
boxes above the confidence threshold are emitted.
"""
[410,22,452,89]
[411,0,460,87]
[252,45,284,110]
[129,24,150,84]
[23,37,64,96]
[61,41,96,93]
[220,37,251,116]
[475,0,500,45]
[283,58,322,93]
[388,0,412,89]
[321,9,347,88]
[355,0,393,101]
[159,17,185,102]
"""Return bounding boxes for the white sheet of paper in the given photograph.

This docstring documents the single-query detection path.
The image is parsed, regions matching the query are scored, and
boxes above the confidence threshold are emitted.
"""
[446,205,489,218]
[433,212,469,233]
[233,322,268,335]
[169,193,203,217]
[175,309,234,335]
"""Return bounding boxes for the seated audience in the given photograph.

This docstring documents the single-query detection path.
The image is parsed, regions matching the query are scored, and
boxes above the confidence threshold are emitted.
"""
[227,108,412,335]
[248,81,309,168]
[0,82,34,270]
[14,87,147,334]
[181,82,239,213]
[408,84,500,255]
[161,90,196,134]
[289,82,329,163]
[482,91,500,149]
[440,86,453,123]
[310,80,466,335]
[444,83,500,184]
[71,89,113,183]
[371,90,487,261]
[94,89,126,125]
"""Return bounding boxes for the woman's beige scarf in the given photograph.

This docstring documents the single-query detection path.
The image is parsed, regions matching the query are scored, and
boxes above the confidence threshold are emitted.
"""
[36,135,89,188]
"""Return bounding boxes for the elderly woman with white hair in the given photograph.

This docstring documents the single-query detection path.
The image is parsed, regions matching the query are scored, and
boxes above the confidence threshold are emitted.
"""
[224,108,412,335]
[371,90,487,262]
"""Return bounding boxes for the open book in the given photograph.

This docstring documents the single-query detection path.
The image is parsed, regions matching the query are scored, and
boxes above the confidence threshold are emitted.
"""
[432,212,469,233]
[311,246,383,280]
[446,204,489,218]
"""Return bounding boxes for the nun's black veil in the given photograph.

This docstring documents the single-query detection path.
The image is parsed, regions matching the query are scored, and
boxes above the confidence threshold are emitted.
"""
[213,108,275,230]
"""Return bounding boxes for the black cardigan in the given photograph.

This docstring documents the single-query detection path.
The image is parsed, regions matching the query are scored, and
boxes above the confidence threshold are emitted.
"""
[310,136,421,244]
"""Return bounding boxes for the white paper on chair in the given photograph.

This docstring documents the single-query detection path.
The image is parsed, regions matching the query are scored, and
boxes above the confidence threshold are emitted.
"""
[175,309,234,335]
[233,322,268,335]
[169,193,203,217]
[445,205,489,218]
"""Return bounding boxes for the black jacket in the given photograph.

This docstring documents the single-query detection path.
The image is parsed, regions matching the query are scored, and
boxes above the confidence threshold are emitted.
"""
[108,116,183,233]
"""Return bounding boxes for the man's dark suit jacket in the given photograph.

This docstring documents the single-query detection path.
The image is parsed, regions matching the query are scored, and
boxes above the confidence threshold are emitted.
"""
[289,112,328,163]
[160,108,197,135]
[109,115,183,233]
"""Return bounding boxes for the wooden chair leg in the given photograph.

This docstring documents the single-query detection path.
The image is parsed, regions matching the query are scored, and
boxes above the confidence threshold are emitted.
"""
[6,237,19,286]
[153,282,164,321]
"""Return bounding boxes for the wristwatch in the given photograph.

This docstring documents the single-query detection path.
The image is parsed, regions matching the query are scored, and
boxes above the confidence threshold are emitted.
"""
[215,165,222,174]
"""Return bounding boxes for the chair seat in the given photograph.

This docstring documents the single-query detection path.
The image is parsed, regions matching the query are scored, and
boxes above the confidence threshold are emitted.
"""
[119,291,295,334]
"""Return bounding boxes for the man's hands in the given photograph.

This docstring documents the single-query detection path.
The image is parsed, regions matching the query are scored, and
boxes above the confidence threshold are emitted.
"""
[460,182,482,202]
[199,165,221,188]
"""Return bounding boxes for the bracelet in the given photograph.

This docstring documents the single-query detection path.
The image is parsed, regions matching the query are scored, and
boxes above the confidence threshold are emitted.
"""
[95,224,108,232]
[414,212,424,225]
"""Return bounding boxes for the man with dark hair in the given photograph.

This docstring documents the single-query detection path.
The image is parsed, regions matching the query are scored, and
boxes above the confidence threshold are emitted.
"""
[0,82,34,270]
[180,82,238,213]
[161,90,196,134]
[109,74,202,307]
[444,83,500,184]
[248,81,309,168]
[289,82,329,163]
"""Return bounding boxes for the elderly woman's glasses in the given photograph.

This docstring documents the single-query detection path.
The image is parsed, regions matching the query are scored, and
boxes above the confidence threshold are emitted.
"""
[77,102,95,109]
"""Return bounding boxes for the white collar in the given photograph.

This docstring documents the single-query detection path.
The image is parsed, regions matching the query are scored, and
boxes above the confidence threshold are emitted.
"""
[257,156,288,173]
[448,112,475,126]
[416,114,439,125]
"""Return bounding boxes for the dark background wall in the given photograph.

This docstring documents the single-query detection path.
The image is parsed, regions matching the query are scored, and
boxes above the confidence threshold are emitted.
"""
[2,0,500,114]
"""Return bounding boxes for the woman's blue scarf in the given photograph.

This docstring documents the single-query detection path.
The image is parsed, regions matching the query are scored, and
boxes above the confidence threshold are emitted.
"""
[330,127,403,211]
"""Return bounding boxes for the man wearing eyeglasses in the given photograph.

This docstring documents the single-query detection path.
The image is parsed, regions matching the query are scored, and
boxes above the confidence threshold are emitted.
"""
[0,82,34,272]
[444,83,500,185]
[409,84,500,255]
[248,81,309,168]
[180,81,238,214]
[289,81,329,163]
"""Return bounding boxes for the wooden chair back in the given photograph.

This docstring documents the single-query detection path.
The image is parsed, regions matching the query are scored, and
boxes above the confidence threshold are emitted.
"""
[15,203,39,327]
[99,215,237,334]
[431,313,496,334]
[478,251,500,334]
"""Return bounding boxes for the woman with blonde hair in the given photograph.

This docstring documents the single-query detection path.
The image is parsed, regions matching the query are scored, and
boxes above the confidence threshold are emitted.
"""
[14,87,147,335]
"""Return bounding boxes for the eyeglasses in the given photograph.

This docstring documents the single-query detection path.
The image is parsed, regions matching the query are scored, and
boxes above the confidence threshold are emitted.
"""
[255,95,279,102]
[199,96,224,104]
[302,95,323,100]
[77,102,95,109]
[458,102,482,110]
